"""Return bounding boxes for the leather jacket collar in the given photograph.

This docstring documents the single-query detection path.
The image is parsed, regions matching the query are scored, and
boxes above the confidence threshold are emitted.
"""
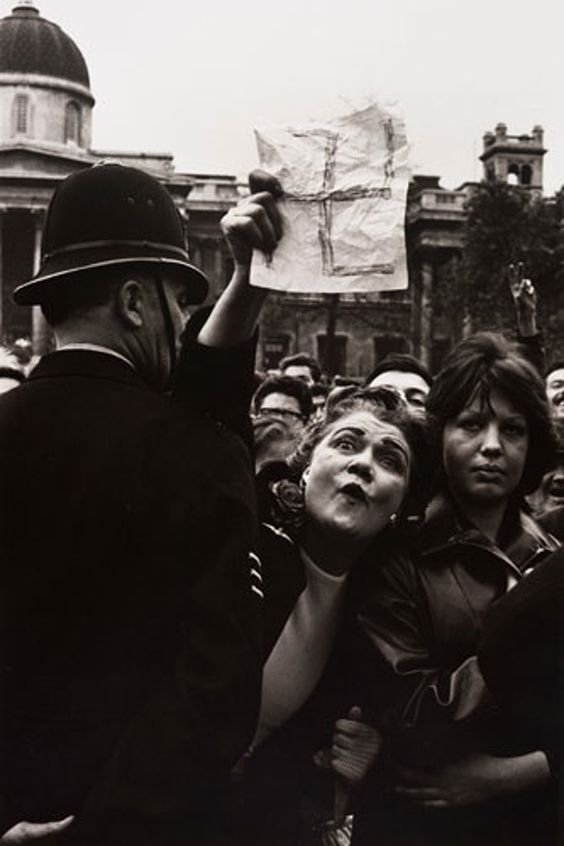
[417,493,558,577]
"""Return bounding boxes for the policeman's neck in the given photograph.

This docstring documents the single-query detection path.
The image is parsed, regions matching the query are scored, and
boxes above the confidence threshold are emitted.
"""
[54,316,129,360]
[51,313,170,391]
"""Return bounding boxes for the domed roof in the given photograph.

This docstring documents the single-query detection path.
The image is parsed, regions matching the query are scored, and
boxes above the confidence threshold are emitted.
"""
[0,2,90,88]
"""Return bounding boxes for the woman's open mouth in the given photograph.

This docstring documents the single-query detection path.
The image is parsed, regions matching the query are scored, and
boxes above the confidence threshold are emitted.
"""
[339,483,368,503]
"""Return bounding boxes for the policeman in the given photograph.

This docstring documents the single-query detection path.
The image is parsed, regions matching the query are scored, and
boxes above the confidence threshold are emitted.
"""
[0,163,281,845]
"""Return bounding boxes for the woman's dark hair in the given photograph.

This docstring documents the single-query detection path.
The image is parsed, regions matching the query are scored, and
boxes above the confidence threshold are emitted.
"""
[427,332,556,496]
[269,385,435,533]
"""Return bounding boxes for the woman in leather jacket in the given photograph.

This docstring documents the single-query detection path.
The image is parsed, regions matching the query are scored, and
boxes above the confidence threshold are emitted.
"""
[352,333,561,846]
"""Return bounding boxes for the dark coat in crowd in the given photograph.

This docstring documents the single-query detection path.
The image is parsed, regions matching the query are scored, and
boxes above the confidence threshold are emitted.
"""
[540,504,564,542]
[224,522,373,846]
[0,338,262,845]
[350,493,560,846]
[479,548,564,843]
[517,331,546,376]
[479,548,564,773]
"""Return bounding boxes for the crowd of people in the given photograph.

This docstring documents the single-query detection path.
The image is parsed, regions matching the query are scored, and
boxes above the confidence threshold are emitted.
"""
[0,164,561,846]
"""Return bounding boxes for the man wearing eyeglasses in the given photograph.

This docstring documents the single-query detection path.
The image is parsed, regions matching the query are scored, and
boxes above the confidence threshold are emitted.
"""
[253,374,312,430]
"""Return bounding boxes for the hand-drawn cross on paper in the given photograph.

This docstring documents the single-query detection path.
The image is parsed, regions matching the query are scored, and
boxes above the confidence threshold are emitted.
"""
[284,119,396,277]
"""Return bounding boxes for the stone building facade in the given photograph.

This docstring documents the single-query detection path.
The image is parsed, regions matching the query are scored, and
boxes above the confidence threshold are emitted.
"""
[0,2,560,374]
[258,122,555,377]
[0,0,237,352]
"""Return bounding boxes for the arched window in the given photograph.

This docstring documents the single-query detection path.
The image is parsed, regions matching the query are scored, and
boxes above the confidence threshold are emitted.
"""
[521,164,532,186]
[64,101,81,144]
[507,163,520,186]
[13,94,29,134]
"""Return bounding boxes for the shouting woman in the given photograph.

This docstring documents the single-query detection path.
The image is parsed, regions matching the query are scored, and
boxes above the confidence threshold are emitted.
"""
[227,385,431,846]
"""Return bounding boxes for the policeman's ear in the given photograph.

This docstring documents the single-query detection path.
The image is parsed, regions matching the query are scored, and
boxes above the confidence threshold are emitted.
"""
[116,279,145,328]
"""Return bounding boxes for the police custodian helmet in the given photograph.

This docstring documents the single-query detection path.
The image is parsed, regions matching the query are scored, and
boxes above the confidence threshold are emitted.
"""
[13,162,208,306]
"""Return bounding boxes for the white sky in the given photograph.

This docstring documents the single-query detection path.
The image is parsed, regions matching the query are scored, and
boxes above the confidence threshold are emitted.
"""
[4,0,564,193]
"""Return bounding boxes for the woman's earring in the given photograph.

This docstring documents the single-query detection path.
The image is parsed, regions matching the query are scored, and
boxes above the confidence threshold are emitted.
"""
[300,469,310,490]
[389,513,397,527]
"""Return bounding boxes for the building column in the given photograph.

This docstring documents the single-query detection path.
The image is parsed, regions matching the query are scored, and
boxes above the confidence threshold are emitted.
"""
[0,207,5,342]
[190,238,202,271]
[419,260,434,370]
[214,242,224,288]
[31,208,50,356]
[409,260,421,357]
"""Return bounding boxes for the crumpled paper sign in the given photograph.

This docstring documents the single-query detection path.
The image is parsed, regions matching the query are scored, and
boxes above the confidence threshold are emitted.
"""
[250,101,410,294]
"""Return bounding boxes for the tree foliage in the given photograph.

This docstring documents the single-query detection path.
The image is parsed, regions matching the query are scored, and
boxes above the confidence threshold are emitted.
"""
[439,182,564,339]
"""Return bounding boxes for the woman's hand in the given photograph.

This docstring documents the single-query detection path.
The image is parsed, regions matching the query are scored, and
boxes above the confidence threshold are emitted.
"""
[393,751,550,809]
[314,706,382,786]
[315,707,383,827]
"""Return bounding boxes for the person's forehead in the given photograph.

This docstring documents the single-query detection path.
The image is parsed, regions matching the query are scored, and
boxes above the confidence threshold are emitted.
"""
[369,369,429,395]
[462,388,525,418]
[284,364,312,378]
[547,368,564,386]
[260,391,301,410]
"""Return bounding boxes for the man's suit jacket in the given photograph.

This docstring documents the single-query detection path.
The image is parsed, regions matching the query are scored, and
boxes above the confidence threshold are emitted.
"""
[0,346,262,844]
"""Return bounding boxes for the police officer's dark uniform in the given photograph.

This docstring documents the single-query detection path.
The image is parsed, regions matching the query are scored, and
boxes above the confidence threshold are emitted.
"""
[0,165,262,844]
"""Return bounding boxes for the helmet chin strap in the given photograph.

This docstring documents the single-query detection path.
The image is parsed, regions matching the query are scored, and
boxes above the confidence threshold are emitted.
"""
[153,270,177,390]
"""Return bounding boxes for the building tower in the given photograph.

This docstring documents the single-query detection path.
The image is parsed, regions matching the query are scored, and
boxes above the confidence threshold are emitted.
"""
[0,1,240,353]
[0,0,94,151]
[480,123,546,196]
[0,0,96,344]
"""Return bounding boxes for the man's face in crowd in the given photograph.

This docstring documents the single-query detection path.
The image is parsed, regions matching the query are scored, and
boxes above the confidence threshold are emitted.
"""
[257,391,305,429]
[311,393,327,422]
[368,369,429,414]
[529,453,564,514]
[546,368,564,419]
[538,457,564,510]
[283,365,315,387]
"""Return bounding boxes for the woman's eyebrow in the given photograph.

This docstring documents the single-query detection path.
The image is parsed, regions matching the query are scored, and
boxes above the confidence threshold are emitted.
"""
[332,426,363,436]
[501,414,527,424]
